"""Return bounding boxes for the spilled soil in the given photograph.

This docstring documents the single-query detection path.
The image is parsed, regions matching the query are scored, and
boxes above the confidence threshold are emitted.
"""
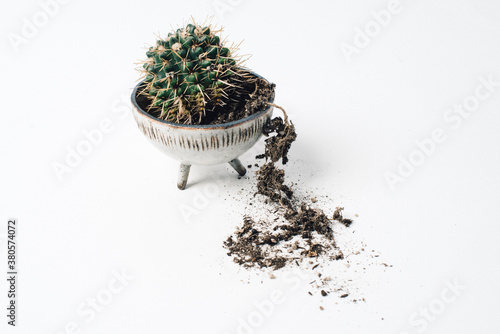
[224,88,356,272]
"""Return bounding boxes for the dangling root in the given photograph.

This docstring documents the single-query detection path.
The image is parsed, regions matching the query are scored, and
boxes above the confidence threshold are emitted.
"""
[256,103,297,165]
[266,102,289,125]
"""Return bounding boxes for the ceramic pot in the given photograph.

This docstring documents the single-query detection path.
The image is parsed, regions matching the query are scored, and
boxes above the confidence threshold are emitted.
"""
[131,72,274,189]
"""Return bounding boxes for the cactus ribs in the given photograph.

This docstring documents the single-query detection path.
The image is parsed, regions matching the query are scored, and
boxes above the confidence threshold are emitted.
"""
[139,20,273,125]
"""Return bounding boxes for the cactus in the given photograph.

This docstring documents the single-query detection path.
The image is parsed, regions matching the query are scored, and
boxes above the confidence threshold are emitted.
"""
[139,20,247,124]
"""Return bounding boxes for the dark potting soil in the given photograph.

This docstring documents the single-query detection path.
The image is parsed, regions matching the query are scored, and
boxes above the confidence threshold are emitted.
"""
[224,203,345,270]
[137,69,275,125]
[224,104,354,271]
[332,206,354,227]
[256,116,297,165]
[255,162,294,208]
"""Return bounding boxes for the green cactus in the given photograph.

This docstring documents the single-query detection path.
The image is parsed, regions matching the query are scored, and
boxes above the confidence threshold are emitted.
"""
[139,20,245,124]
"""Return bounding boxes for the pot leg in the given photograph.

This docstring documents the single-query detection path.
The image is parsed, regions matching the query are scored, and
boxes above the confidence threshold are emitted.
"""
[177,164,191,190]
[228,158,246,176]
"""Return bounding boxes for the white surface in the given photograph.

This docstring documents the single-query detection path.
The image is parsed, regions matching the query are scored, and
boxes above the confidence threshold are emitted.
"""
[1,0,500,333]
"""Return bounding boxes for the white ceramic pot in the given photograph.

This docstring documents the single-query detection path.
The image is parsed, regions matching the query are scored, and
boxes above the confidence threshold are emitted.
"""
[131,73,274,189]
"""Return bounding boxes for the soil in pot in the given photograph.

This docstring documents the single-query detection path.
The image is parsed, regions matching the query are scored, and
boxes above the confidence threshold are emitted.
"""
[136,70,275,125]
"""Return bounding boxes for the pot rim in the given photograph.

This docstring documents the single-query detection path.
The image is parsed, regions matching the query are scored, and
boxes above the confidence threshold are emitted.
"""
[131,70,275,130]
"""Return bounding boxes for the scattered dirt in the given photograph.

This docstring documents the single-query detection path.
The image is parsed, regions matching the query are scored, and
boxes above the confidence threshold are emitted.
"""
[224,203,346,270]
[224,102,352,273]
[332,207,354,227]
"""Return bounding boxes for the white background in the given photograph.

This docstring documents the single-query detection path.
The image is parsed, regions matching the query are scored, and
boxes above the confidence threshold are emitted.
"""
[1,0,500,333]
